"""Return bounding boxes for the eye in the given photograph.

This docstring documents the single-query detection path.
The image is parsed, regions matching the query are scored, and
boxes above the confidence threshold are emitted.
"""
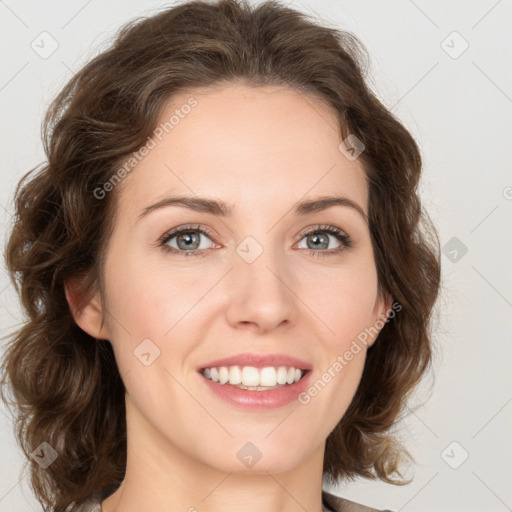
[158,224,217,257]
[157,224,353,257]
[296,225,353,257]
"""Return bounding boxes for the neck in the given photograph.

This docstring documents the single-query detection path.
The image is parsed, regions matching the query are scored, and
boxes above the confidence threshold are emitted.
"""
[102,394,327,512]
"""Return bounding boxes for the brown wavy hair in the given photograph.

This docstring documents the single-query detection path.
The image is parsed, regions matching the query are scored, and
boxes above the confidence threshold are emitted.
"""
[0,0,441,510]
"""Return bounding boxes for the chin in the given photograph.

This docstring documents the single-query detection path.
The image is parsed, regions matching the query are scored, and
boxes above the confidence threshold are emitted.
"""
[203,442,307,475]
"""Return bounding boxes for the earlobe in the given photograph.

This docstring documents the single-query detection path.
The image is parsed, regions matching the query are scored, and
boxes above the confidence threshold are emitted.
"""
[64,277,110,340]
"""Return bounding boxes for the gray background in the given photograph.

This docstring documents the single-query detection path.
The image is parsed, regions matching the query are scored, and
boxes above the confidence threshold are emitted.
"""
[1,1,511,511]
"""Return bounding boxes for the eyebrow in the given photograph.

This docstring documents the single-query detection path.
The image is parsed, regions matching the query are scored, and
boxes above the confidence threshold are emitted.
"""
[137,194,368,224]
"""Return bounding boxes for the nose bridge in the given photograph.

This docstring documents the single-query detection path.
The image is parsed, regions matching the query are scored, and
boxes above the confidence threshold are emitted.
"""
[236,232,291,295]
[224,232,297,331]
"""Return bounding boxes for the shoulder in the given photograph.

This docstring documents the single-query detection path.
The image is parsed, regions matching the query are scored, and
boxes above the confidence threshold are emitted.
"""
[67,489,391,512]
[63,482,120,511]
[322,489,395,512]
[64,494,102,512]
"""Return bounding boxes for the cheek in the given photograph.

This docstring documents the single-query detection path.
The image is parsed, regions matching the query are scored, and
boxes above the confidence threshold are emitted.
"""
[101,253,215,377]
[297,256,380,345]
[104,252,201,333]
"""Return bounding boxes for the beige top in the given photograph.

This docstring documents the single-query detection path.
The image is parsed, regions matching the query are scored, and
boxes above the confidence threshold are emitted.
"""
[65,489,394,512]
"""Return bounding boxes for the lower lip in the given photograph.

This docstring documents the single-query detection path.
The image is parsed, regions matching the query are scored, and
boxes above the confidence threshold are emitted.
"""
[198,371,312,410]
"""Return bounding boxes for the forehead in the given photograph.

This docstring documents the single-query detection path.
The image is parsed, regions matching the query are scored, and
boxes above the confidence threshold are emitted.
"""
[116,83,368,220]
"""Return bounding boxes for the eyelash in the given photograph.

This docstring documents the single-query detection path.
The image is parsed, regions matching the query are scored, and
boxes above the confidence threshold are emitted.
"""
[157,223,353,258]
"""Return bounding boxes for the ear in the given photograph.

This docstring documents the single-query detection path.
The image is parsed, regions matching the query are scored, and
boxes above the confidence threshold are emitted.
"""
[376,292,393,321]
[367,291,394,348]
[64,277,111,340]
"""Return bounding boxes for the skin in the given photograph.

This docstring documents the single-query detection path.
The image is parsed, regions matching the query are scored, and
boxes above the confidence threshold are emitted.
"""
[66,83,392,512]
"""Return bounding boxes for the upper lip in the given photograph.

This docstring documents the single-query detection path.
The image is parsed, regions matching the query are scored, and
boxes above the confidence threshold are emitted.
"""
[197,353,312,371]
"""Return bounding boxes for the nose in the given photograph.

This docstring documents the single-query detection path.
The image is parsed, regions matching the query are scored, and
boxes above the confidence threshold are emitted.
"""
[224,243,298,334]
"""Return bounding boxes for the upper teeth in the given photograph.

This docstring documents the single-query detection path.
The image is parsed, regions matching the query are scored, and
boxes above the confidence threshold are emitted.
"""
[202,366,304,387]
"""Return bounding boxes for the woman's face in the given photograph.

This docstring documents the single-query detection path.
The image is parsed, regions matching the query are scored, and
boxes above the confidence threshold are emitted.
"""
[75,83,391,475]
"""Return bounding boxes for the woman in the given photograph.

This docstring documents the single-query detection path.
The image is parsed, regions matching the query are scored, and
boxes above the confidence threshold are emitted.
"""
[0,1,441,511]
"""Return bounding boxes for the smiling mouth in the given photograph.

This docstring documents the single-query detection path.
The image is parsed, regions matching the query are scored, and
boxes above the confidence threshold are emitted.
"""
[199,365,309,390]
